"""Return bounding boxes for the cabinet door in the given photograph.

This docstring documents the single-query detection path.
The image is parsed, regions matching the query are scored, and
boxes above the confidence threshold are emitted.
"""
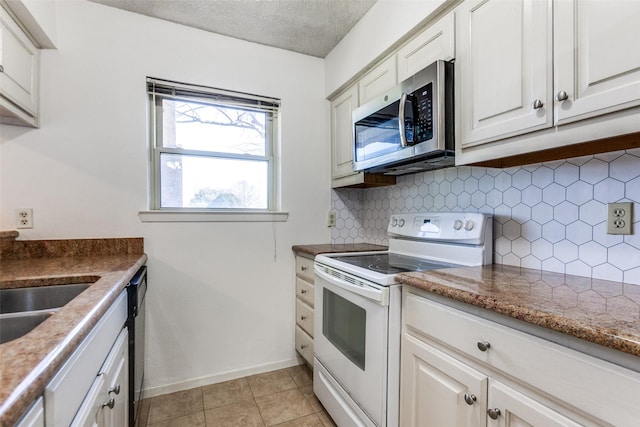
[487,380,583,427]
[397,13,455,82]
[400,333,487,427]
[101,329,129,427]
[554,0,640,125]
[331,85,359,180]
[456,0,552,148]
[70,374,107,427]
[0,5,39,116]
[358,56,397,105]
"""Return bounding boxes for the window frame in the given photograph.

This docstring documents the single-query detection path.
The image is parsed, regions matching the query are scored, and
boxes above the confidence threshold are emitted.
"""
[146,77,281,213]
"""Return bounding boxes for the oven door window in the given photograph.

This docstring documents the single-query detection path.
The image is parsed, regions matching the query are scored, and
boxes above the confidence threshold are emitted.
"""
[323,288,366,370]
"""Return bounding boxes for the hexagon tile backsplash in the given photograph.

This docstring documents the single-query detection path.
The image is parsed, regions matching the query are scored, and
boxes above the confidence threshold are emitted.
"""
[331,148,640,285]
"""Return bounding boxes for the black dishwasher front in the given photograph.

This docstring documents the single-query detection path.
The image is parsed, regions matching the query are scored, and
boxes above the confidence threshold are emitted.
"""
[127,266,147,427]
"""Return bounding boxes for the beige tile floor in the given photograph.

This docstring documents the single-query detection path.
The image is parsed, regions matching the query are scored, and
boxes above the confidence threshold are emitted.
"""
[138,364,337,427]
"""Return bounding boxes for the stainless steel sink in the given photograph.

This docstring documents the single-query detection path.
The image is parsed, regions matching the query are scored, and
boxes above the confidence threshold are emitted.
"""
[0,311,54,344]
[0,283,91,314]
[0,283,93,344]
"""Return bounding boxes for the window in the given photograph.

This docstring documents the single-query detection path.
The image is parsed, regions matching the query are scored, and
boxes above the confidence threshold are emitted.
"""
[147,78,280,212]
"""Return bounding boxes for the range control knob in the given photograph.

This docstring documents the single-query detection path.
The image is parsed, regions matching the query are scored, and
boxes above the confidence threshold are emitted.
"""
[464,220,475,231]
[392,217,398,227]
[398,219,405,227]
[453,220,463,230]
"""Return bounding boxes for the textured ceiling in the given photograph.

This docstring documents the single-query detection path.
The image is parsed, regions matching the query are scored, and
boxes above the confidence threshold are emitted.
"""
[88,0,377,58]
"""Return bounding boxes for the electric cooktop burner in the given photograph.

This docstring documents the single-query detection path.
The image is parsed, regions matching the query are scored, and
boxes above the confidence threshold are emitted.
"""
[331,253,459,275]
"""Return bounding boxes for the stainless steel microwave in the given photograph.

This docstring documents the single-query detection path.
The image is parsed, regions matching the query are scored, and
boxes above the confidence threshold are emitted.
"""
[352,60,454,175]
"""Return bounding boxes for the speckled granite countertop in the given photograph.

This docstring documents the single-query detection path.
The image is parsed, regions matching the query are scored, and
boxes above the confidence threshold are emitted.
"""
[292,243,387,257]
[0,238,147,427]
[396,264,640,358]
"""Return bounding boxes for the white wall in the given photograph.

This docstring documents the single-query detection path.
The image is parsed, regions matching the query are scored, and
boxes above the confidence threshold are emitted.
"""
[0,0,331,394]
[324,0,448,96]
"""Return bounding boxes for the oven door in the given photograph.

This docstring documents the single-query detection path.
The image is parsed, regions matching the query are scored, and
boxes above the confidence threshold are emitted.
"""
[314,263,389,426]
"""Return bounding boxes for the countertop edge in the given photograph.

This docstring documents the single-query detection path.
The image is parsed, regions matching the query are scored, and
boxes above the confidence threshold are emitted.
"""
[292,243,388,257]
[0,254,147,427]
[396,271,640,359]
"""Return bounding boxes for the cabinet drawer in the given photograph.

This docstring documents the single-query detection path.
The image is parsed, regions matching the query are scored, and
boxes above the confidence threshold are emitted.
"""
[404,290,640,426]
[296,277,314,307]
[295,325,314,365]
[295,256,314,282]
[296,298,314,337]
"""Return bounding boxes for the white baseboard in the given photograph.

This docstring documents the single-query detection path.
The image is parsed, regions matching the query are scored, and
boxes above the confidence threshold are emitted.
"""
[142,356,304,399]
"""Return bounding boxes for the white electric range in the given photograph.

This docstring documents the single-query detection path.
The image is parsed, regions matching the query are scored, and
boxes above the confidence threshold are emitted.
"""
[313,212,493,427]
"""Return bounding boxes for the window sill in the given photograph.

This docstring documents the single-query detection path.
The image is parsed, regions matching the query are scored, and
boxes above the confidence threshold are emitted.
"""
[138,210,289,223]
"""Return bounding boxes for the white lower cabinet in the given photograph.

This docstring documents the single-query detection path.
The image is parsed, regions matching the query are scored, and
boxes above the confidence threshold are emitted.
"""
[401,287,640,427]
[294,255,315,365]
[45,291,128,427]
[486,380,582,427]
[401,333,487,427]
[70,329,128,427]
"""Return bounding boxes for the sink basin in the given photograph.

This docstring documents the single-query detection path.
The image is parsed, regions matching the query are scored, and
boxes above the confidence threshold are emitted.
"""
[0,283,93,344]
[0,283,91,314]
[0,312,54,344]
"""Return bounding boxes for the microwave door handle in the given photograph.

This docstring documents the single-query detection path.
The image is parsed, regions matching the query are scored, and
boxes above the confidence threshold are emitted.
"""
[398,92,408,147]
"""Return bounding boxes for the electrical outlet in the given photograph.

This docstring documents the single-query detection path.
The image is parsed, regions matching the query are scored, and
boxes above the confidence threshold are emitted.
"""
[327,211,337,227]
[15,208,34,229]
[607,202,632,235]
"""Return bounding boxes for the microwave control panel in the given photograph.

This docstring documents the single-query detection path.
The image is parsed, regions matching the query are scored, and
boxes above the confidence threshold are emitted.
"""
[412,82,433,143]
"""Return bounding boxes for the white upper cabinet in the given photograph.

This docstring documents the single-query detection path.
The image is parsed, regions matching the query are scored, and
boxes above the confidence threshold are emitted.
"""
[397,13,455,82]
[0,3,40,125]
[455,0,553,149]
[331,85,359,181]
[455,0,640,165]
[554,0,640,125]
[358,56,397,105]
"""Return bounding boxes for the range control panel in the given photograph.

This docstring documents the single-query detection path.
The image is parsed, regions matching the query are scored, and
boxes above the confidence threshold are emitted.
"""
[387,212,490,244]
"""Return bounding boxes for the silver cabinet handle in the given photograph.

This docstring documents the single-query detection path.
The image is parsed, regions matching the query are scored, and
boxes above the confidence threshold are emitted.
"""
[532,99,543,109]
[300,289,307,294]
[0,65,4,73]
[109,384,121,395]
[487,408,501,420]
[301,266,308,271]
[300,344,307,350]
[477,341,491,352]
[556,90,569,101]
[102,398,115,409]
[300,315,307,320]
[464,393,477,405]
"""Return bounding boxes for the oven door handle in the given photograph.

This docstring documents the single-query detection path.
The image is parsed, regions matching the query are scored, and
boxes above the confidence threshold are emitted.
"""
[315,265,389,305]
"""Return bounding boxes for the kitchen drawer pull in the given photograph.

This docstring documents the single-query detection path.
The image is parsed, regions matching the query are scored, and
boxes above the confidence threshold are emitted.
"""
[102,398,115,410]
[487,408,501,420]
[300,315,307,320]
[301,266,308,271]
[0,65,4,73]
[463,393,477,405]
[532,99,543,109]
[300,289,307,294]
[109,384,121,395]
[556,90,569,101]
[477,341,491,352]
[300,344,307,350]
